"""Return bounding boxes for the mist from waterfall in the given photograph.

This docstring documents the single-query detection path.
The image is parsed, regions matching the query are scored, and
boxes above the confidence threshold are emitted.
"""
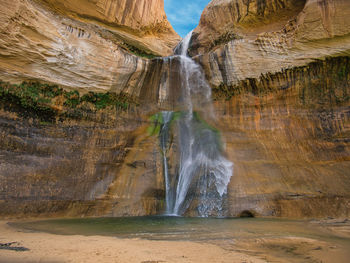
[159,31,233,217]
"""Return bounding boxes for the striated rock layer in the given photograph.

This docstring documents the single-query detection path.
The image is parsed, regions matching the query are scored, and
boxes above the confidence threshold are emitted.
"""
[215,56,350,217]
[0,0,349,218]
[184,0,350,217]
[0,104,166,217]
[0,0,178,217]
[0,0,180,94]
[192,0,350,87]
[191,0,305,55]
[1,56,348,218]
[36,0,174,34]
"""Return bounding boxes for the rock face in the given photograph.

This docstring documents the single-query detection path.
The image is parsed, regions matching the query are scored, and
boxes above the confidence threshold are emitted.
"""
[0,0,180,94]
[214,56,350,218]
[0,0,349,219]
[37,0,174,34]
[187,0,350,217]
[0,103,165,217]
[191,0,350,87]
[0,0,177,217]
[190,0,305,55]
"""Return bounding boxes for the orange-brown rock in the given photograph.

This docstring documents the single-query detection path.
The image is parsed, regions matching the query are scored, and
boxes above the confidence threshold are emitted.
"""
[0,103,166,217]
[0,0,180,94]
[183,0,350,218]
[0,0,349,219]
[34,0,179,47]
[191,0,350,88]
[191,0,305,55]
[214,56,350,218]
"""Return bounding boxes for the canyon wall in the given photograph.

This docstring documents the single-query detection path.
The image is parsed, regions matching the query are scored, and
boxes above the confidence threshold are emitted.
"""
[215,56,350,218]
[0,0,180,94]
[192,0,350,87]
[0,111,167,217]
[189,0,350,217]
[0,83,167,217]
[36,0,174,34]
[0,0,177,217]
[0,0,349,218]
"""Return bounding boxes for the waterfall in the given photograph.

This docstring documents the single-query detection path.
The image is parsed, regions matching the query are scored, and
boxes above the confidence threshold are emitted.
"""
[159,111,174,215]
[160,31,233,217]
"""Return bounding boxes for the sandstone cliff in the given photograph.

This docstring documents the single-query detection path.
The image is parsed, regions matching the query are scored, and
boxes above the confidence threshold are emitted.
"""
[0,0,178,218]
[37,0,174,34]
[214,56,350,218]
[0,0,180,94]
[191,0,350,88]
[0,0,349,219]
[186,0,350,217]
[191,0,305,55]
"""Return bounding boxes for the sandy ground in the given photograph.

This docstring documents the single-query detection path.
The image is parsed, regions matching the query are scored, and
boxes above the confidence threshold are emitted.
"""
[0,220,266,263]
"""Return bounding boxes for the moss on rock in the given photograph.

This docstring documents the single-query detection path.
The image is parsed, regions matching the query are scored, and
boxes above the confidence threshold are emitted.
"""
[0,81,137,122]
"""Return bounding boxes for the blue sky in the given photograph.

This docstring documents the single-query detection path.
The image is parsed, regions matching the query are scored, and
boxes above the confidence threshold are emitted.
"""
[164,0,211,38]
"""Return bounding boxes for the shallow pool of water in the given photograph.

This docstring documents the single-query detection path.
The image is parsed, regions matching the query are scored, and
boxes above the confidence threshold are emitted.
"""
[10,216,345,241]
[12,216,350,262]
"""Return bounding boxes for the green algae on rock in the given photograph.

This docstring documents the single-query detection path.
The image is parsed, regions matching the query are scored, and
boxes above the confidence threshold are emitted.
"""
[0,81,137,122]
[212,56,350,104]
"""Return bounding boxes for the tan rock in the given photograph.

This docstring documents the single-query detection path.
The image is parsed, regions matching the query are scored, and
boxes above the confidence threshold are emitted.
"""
[191,0,350,88]
[213,56,350,218]
[0,0,180,94]
[0,0,349,220]
[34,0,180,53]
[187,0,350,218]
[36,0,172,32]
[191,0,304,55]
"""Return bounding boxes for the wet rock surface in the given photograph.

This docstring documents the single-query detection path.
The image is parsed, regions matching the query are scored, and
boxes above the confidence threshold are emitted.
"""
[213,56,350,217]
[0,0,349,218]
[0,102,164,217]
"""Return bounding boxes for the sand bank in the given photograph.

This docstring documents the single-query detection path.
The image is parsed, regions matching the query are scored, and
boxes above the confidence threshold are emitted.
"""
[0,220,265,263]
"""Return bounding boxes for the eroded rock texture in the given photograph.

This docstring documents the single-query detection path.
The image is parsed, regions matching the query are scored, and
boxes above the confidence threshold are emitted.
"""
[0,106,165,217]
[0,0,349,218]
[37,0,175,34]
[0,0,179,94]
[185,0,350,217]
[215,56,350,217]
[191,0,350,87]
[191,0,305,55]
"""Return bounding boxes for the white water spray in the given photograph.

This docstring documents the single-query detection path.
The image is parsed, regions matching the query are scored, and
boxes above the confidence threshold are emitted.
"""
[160,31,233,216]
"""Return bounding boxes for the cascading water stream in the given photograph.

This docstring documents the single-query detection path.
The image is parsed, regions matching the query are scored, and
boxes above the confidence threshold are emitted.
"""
[160,31,233,217]
[159,111,174,215]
